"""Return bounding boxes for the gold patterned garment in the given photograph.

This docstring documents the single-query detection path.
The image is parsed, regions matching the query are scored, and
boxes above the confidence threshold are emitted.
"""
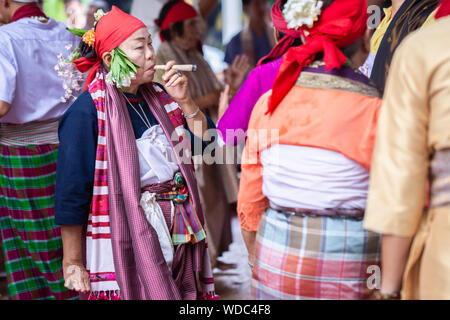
[364,17,450,300]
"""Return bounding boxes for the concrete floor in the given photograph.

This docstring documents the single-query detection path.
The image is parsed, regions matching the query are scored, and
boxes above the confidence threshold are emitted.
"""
[214,215,252,300]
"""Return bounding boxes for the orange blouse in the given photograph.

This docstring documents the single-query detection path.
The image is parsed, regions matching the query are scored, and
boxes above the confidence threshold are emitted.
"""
[238,80,382,232]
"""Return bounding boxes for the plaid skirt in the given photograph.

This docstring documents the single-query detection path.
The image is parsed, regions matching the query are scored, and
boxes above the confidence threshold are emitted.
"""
[252,208,381,300]
[0,144,78,300]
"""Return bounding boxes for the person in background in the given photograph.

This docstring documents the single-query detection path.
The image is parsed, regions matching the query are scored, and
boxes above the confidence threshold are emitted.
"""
[130,0,219,55]
[224,0,276,68]
[368,0,439,91]
[238,0,383,300]
[84,0,108,29]
[364,0,450,300]
[0,0,78,300]
[65,0,86,28]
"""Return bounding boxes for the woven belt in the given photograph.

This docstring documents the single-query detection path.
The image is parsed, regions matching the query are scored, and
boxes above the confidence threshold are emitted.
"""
[270,202,365,220]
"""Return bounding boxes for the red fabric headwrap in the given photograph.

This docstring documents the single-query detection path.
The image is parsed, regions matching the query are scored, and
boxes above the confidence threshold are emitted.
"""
[436,0,450,18]
[72,6,146,91]
[267,0,368,114]
[10,3,47,23]
[156,1,199,42]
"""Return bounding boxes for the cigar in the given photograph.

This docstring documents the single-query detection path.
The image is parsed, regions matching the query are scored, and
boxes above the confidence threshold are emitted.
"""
[154,64,197,72]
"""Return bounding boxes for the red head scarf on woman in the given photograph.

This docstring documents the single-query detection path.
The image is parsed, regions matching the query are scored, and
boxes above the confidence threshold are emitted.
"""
[156,0,199,41]
[72,6,146,91]
[436,0,450,18]
[267,0,368,114]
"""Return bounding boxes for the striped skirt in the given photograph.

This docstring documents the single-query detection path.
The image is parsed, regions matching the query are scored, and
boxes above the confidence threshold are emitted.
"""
[0,144,78,300]
[252,208,381,300]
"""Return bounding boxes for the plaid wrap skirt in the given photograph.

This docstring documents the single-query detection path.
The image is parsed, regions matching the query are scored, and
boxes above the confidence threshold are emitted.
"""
[252,208,381,300]
[0,144,78,300]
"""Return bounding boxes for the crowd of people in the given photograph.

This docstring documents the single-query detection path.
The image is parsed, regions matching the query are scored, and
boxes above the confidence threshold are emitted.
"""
[0,0,448,301]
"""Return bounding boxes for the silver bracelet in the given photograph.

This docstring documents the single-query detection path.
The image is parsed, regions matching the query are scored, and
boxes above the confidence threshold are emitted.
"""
[184,106,200,119]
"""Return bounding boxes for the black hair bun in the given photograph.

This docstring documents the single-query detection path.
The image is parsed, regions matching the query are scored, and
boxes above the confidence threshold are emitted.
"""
[79,40,97,59]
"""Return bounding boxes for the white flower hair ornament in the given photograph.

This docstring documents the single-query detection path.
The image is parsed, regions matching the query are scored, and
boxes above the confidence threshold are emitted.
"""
[54,44,84,103]
[283,0,324,30]
[94,9,106,22]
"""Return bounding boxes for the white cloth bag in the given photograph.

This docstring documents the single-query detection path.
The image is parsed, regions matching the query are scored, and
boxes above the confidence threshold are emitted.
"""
[140,191,174,270]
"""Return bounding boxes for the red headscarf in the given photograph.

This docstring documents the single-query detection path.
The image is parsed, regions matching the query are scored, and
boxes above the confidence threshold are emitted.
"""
[156,0,199,41]
[73,6,146,91]
[10,3,47,23]
[267,0,368,114]
[436,0,450,18]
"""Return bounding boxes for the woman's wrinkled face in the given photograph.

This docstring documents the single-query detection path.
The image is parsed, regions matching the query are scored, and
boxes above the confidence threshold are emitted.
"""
[118,27,156,86]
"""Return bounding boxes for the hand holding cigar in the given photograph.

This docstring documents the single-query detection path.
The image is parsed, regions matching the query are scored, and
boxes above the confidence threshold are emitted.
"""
[155,64,197,72]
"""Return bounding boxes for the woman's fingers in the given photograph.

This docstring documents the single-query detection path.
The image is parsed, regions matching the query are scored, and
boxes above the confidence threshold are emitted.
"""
[166,73,179,87]
[236,55,244,66]
[63,264,91,293]
[81,273,90,293]
[72,278,82,292]
[166,73,186,87]
[237,55,250,70]
[218,84,230,119]
[165,60,176,71]
[64,277,71,289]
[162,61,178,82]
[83,274,92,292]
[223,83,230,97]
[231,55,240,69]
[162,69,177,82]
[169,76,185,88]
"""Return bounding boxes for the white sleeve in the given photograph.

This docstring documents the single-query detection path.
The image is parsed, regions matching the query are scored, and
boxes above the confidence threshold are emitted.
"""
[0,44,17,104]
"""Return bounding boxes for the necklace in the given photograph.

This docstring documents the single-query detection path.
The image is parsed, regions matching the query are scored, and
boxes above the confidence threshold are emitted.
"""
[123,94,152,129]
